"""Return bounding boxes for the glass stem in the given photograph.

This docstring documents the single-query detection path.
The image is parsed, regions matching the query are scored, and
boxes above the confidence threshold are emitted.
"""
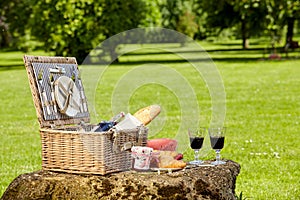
[215,149,221,162]
[194,149,199,162]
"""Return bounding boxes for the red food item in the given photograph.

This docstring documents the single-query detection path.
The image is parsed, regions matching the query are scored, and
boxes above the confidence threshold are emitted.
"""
[147,138,178,151]
[174,153,183,160]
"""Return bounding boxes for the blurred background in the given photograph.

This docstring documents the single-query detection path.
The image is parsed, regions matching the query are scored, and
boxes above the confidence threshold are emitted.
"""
[1,0,300,63]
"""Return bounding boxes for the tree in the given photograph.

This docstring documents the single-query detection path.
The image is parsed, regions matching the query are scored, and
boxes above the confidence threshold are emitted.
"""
[27,0,160,63]
[279,0,300,45]
[99,0,161,62]
[195,0,268,49]
[0,0,33,49]
[159,0,198,38]
[231,0,268,48]
[264,0,300,52]
[28,0,105,63]
[0,16,10,48]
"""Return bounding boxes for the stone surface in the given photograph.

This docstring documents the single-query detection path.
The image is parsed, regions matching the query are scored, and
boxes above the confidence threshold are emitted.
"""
[1,160,240,200]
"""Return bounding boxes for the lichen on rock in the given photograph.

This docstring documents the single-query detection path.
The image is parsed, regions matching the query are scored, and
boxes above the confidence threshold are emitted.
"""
[1,160,240,200]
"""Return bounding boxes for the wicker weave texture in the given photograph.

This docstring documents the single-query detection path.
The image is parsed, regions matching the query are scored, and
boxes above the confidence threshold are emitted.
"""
[24,55,149,175]
[40,126,148,175]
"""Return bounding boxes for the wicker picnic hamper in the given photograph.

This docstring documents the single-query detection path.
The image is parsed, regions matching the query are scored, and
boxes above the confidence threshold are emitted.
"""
[23,55,148,175]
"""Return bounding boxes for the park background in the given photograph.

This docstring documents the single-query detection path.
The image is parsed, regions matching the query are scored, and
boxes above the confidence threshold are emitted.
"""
[1,0,299,199]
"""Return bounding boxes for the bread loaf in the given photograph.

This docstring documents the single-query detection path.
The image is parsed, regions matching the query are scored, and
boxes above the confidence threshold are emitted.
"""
[159,156,186,168]
[157,150,178,158]
[150,150,186,169]
[133,105,161,125]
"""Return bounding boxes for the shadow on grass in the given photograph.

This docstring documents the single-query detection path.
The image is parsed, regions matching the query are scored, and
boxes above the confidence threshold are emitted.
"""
[0,64,24,71]
[115,57,262,66]
[125,47,268,54]
[0,56,24,71]
[1,46,299,70]
[123,46,292,55]
[114,45,300,65]
[0,58,24,70]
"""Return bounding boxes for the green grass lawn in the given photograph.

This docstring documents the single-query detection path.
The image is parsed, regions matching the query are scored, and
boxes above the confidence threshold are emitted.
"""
[0,40,299,199]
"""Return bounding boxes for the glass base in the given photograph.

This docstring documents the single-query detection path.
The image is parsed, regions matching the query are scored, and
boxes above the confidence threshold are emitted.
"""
[189,160,204,165]
[211,160,226,165]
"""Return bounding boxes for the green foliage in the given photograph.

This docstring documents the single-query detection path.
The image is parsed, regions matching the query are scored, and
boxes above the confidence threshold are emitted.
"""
[177,11,198,38]
[2,0,300,56]
[98,0,161,62]
[235,191,249,200]
[159,0,198,37]
[3,0,33,34]
[0,0,33,48]
[101,0,159,37]
[141,0,162,27]
[265,0,300,42]
[27,0,161,63]
[197,0,268,48]
[232,0,268,36]
[29,0,105,63]
[193,0,300,46]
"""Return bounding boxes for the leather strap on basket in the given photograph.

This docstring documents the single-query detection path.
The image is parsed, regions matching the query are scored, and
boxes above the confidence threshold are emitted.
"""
[112,127,144,153]
[112,129,121,153]
[136,127,144,146]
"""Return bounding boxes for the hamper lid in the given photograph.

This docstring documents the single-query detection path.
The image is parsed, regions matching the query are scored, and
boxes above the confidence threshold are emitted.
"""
[54,76,81,117]
[23,55,90,128]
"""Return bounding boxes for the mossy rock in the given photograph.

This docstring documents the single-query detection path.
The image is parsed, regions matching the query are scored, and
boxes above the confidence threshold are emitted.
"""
[1,160,240,200]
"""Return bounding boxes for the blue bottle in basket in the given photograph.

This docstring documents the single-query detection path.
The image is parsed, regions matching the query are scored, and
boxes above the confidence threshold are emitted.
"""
[94,112,125,132]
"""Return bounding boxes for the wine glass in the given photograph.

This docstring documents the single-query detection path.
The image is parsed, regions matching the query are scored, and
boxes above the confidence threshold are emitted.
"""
[209,127,226,165]
[188,128,206,165]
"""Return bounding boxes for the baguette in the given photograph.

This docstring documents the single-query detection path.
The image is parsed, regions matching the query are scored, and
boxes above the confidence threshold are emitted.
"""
[133,105,161,125]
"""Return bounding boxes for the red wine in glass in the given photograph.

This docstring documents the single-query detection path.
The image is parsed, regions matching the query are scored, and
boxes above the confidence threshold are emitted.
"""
[188,128,206,165]
[210,137,225,150]
[208,127,226,165]
[190,137,204,149]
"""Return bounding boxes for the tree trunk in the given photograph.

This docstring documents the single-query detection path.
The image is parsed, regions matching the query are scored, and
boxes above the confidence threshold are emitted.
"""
[286,17,295,44]
[0,25,11,48]
[241,19,249,49]
[243,38,249,49]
